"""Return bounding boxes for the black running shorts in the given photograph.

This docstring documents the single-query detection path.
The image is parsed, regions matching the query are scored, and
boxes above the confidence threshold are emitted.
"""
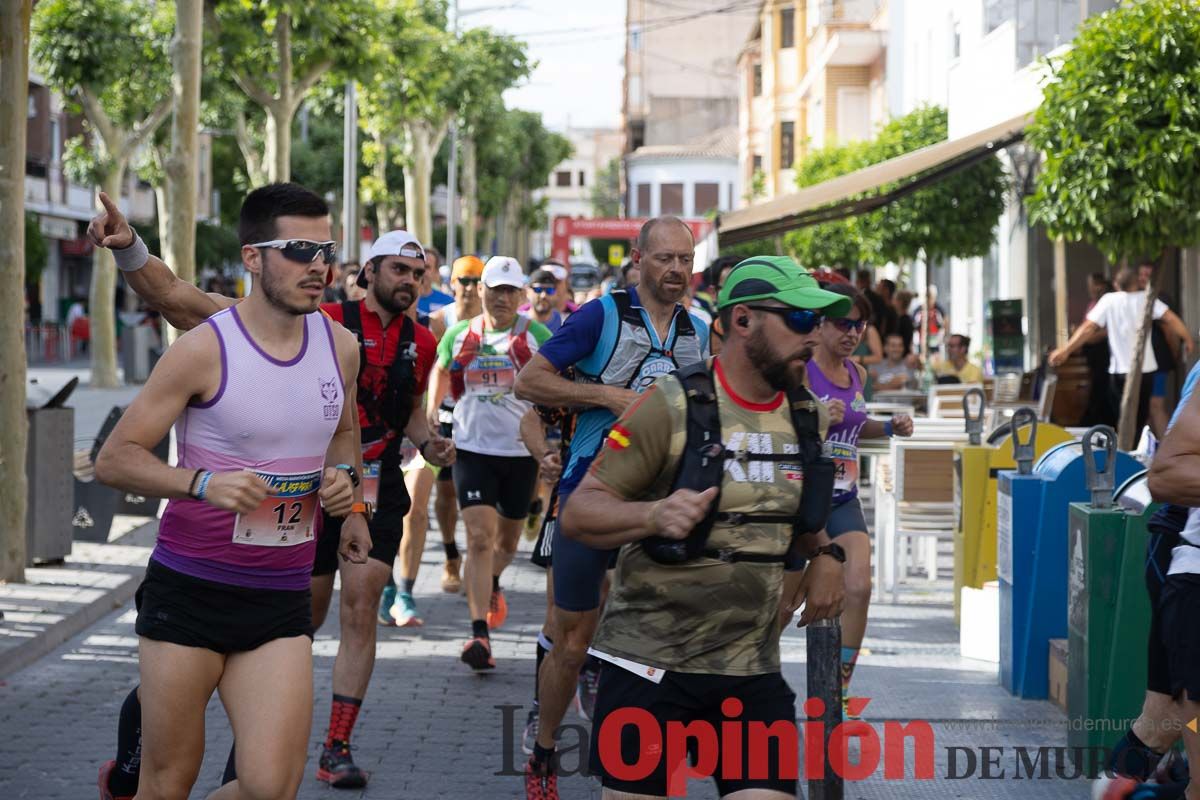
[453,449,539,520]
[135,559,312,653]
[1145,504,1184,695]
[1160,572,1200,702]
[588,663,798,797]
[312,463,410,575]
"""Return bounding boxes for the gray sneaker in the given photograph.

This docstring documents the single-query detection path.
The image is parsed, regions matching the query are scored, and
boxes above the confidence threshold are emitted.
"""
[522,706,540,755]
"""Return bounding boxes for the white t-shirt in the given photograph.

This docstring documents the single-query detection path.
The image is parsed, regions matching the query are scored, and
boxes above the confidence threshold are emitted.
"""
[1086,290,1168,374]
[436,315,552,457]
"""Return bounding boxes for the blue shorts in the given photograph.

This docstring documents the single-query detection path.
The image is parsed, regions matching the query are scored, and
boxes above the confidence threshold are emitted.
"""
[551,492,618,612]
[827,496,868,537]
[1152,371,1168,398]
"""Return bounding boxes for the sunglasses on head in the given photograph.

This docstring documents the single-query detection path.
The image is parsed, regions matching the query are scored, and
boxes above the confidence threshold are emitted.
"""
[530,284,557,295]
[829,317,867,333]
[744,305,824,334]
[251,239,337,265]
[457,277,481,286]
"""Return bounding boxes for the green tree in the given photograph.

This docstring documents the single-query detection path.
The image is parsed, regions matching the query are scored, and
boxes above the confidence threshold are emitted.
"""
[1026,0,1200,448]
[590,158,622,218]
[784,139,877,270]
[33,0,174,387]
[25,212,49,286]
[206,0,378,185]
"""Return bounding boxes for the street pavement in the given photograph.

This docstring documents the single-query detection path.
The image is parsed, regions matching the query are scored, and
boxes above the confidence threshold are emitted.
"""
[0,522,1094,799]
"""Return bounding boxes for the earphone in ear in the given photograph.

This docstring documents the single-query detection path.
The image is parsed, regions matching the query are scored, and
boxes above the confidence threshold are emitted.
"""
[737,316,750,329]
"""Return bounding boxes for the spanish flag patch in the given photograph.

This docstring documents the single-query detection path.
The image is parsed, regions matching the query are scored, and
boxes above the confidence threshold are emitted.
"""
[607,424,632,450]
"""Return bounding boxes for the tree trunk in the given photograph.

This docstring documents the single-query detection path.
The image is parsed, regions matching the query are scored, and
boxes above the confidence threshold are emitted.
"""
[402,124,435,246]
[0,0,32,582]
[921,252,932,362]
[1117,246,1174,451]
[90,165,126,388]
[162,0,203,345]
[265,103,291,184]
[372,134,394,234]
[462,134,478,255]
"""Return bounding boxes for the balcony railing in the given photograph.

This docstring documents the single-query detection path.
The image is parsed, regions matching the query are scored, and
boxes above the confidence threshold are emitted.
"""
[984,0,1081,68]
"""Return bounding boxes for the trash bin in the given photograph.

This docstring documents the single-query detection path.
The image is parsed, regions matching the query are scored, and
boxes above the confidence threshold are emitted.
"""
[71,406,123,544]
[997,425,1141,699]
[120,324,156,383]
[25,376,77,564]
[1066,468,1155,756]
[953,397,1074,624]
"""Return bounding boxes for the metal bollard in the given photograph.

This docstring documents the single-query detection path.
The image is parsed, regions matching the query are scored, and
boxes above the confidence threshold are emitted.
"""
[806,616,843,800]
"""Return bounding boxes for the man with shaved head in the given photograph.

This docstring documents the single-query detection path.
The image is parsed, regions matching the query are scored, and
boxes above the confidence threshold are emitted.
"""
[513,216,711,798]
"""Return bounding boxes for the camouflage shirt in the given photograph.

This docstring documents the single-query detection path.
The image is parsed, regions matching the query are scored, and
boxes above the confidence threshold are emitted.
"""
[589,357,830,676]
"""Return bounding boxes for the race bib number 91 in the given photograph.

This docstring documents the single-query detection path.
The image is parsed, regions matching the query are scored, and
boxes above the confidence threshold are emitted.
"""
[465,355,515,396]
[233,470,321,547]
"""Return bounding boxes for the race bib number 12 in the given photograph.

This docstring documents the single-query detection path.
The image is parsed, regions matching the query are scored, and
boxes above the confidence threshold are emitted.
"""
[232,470,321,547]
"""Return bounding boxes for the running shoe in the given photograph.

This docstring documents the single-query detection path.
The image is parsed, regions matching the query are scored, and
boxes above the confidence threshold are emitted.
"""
[392,591,423,627]
[316,742,368,788]
[97,760,133,800]
[487,589,508,629]
[461,636,495,672]
[575,662,600,721]
[442,558,462,593]
[522,706,540,755]
[378,584,398,626]
[524,757,559,800]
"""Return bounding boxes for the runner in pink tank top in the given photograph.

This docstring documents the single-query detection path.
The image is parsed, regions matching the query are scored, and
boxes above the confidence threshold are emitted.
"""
[91,183,368,800]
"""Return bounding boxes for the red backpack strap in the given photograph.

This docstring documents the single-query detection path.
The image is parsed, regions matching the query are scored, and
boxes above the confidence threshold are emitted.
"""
[449,317,483,400]
[509,316,534,372]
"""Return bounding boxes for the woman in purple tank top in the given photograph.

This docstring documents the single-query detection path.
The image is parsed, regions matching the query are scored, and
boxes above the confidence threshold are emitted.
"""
[806,284,913,719]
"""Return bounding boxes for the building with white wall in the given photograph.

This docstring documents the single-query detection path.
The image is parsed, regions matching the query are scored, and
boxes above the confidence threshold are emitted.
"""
[530,126,623,260]
[625,127,740,221]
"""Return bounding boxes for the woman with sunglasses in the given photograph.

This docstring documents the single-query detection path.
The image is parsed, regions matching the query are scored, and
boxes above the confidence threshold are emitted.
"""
[806,283,913,719]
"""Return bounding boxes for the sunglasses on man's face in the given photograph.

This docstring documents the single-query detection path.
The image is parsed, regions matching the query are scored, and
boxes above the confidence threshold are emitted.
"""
[530,284,557,296]
[745,305,824,334]
[458,277,481,287]
[829,318,867,334]
[251,239,337,265]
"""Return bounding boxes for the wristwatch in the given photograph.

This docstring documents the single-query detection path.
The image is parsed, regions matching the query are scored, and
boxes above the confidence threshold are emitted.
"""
[334,463,360,487]
[350,501,373,521]
[812,543,847,563]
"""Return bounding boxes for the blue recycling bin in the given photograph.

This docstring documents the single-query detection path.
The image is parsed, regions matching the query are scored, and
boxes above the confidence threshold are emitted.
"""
[996,423,1142,699]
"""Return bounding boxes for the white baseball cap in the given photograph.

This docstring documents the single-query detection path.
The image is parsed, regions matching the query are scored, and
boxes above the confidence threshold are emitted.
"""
[543,263,568,282]
[360,230,425,287]
[482,256,526,289]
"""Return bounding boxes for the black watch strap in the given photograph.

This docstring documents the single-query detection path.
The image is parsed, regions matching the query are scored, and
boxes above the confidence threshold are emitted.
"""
[335,463,360,487]
[813,543,846,563]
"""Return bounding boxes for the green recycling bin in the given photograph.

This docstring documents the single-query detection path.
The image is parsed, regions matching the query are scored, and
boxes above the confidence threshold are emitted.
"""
[1067,460,1153,757]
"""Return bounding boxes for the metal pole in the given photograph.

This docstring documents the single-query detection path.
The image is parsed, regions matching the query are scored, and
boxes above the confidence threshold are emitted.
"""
[342,80,359,262]
[445,0,459,260]
[807,617,844,800]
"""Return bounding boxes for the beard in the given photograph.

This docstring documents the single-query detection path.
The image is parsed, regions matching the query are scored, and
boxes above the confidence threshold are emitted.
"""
[374,281,415,315]
[261,263,321,315]
[644,271,688,305]
[746,326,812,392]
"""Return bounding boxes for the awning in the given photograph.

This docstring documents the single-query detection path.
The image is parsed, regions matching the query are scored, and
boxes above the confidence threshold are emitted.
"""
[717,112,1033,245]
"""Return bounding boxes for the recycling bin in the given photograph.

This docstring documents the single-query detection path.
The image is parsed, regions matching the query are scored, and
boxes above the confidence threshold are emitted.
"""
[997,425,1141,699]
[1066,469,1155,755]
[953,396,1074,624]
[25,376,78,564]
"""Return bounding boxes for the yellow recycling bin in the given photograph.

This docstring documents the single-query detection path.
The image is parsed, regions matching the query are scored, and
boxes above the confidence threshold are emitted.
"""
[953,398,1074,625]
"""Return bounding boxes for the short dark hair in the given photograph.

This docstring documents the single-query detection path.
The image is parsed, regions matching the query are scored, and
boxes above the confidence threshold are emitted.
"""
[1115,265,1138,291]
[530,268,556,285]
[949,334,971,349]
[834,267,851,280]
[237,182,330,245]
[706,255,740,290]
[855,269,872,284]
[425,246,442,265]
[878,278,896,297]
[636,216,693,252]
[885,333,905,345]
[822,282,872,323]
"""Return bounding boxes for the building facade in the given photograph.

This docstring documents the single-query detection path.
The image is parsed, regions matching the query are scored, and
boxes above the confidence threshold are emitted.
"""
[625,127,740,221]
[738,0,888,204]
[531,126,623,260]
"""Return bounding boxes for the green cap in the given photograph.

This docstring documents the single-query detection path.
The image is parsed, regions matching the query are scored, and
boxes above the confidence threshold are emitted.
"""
[717,255,853,317]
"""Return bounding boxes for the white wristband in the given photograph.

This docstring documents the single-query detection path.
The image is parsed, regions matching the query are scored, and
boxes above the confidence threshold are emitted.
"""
[113,231,150,272]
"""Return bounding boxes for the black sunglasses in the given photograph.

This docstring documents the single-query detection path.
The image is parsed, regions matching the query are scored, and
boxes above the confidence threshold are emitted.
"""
[744,305,824,334]
[251,239,337,265]
[458,277,481,286]
[829,318,867,333]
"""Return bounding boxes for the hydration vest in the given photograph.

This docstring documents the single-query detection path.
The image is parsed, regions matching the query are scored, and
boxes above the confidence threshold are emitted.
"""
[340,300,419,435]
[577,290,705,393]
[641,361,836,565]
[448,315,535,401]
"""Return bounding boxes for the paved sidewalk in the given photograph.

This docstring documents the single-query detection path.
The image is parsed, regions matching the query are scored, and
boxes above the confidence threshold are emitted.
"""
[0,518,1095,799]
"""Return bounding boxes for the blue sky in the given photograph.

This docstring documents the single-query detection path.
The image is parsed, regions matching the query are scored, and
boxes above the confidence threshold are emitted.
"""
[462,0,626,131]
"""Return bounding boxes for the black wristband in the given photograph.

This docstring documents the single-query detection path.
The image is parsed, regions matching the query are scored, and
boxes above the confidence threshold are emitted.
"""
[187,468,204,499]
[418,439,431,456]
